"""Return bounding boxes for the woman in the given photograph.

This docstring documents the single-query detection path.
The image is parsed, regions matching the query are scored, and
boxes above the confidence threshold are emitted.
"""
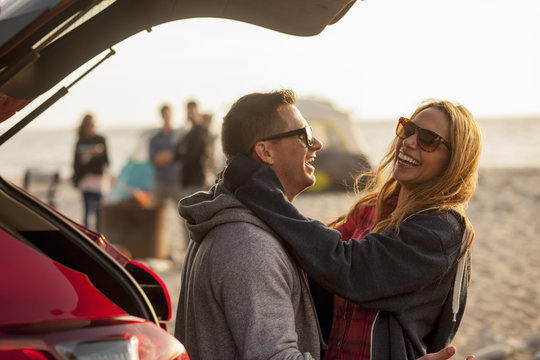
[223,99,482,359]
[73,113,110,232]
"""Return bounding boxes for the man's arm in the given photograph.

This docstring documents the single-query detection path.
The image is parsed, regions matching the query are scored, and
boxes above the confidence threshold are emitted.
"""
[210,224,318,359]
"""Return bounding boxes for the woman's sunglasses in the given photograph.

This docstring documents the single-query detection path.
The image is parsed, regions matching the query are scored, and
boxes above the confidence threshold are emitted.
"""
[396,117,451,152]
[260,126,314,148]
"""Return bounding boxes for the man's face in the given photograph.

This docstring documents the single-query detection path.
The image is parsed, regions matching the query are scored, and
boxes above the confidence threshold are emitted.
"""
[161,108,171,125]
[265,104,323,201]
[187,105,199,124]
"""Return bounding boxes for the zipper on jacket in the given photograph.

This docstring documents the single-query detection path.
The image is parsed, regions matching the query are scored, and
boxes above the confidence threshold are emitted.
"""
[369,310,380,360]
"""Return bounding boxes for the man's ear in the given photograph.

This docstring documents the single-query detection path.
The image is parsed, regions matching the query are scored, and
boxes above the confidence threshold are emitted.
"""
[252,141,274,165]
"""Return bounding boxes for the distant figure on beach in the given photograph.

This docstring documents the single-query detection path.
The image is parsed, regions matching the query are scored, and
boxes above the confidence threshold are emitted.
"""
[149,104,183,208]
[201,112,218,186]
[224,98,482,359]
[148,103,187,252]
[175,90,472,360]
[174,100,209,195]
[72,113,110,232]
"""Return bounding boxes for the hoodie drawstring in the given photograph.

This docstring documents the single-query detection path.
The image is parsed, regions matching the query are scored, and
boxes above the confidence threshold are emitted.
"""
[451,226,471,322]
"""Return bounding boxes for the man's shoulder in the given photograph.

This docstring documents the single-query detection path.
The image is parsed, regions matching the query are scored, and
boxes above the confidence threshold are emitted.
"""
[207,219,281,246]
[200,222,297,284]
[204,220,290,261]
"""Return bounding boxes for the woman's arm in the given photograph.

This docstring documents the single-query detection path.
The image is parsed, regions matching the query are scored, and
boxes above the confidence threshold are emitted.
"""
[224,154,462,311]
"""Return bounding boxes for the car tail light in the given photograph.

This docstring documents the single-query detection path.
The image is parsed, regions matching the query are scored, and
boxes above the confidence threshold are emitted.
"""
[0,321,189,360]
[54,327,189,360]
[56,336,140,359]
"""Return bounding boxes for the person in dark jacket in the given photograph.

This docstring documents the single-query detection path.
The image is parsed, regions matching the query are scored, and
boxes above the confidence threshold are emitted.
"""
[73,113,110,232]
[224,99,482,359]
[174,100,209,195]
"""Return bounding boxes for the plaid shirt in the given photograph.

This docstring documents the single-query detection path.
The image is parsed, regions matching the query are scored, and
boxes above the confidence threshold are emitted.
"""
[324,196,397,360]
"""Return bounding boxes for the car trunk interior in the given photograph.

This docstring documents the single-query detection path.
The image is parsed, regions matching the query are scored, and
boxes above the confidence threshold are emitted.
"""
[0,175,160,323]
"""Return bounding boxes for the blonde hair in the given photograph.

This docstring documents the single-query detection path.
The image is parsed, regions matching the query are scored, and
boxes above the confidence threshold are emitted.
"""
[329,99,482,258]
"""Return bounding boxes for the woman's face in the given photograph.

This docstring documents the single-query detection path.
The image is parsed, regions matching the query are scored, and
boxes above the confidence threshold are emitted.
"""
[392,107,452,197]
[84,118,95,135]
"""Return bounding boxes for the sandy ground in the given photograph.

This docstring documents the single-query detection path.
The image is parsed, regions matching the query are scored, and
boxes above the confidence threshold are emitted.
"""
[40,166,540,359]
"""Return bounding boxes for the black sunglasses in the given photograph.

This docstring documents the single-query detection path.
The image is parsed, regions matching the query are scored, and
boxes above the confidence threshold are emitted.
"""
[396,117,451,152]
[260,126,314,148]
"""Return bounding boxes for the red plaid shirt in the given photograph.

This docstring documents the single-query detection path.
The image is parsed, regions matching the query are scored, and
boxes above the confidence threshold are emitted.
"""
[324,196,397,360]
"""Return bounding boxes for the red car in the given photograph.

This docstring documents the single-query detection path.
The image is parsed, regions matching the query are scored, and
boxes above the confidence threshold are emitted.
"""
[0,0,355,359]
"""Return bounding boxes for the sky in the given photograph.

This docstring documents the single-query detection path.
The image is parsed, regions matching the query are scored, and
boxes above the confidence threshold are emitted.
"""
[4,0,540,131]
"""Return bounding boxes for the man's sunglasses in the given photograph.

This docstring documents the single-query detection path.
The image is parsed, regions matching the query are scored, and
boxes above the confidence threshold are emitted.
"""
[260,126,314,148]
[396,117,451,152]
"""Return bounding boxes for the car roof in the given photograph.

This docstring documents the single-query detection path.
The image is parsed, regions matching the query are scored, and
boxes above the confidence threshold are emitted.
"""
[0,0,356,124]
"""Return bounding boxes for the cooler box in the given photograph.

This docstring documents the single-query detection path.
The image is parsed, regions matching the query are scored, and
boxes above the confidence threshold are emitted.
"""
[100,203,168,259]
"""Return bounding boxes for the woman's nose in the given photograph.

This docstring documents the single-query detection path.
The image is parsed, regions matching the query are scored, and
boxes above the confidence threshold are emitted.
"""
[401,132,417,149]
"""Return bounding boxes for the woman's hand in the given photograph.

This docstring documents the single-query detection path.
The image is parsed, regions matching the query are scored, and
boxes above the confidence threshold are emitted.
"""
[418,345,475,360]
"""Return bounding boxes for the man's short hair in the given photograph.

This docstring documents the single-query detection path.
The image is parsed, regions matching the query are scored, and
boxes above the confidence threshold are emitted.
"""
[221,89,296,156]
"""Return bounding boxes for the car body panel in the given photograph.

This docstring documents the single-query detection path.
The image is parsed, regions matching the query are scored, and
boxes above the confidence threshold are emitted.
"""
[0,175,164,325]
[0,228,127,328]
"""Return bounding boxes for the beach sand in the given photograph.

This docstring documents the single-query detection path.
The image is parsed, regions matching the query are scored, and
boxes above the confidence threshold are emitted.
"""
[45,166,540,359]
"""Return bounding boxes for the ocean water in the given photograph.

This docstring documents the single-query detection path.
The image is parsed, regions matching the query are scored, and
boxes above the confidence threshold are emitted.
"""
[0,116,539,182]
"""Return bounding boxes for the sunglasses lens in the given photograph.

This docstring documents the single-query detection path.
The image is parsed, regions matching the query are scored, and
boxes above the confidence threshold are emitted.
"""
[305,126,314,147]
[396,117,444,152]
[417,129,440,152]
[396,118,414,139]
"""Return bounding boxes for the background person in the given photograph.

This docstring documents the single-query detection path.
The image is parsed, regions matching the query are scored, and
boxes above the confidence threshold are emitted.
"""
[224,99,483,359]
[72,113,110,232]
[148,103,187,252]
[201,112,218,186]
[149,104,183,206]
[174,100,209,195]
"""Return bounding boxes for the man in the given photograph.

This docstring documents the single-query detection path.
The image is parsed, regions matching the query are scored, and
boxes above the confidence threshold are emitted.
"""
[148,104,186,253]
[174,90,473,360]
[175,90,324,359]
[149,104,182,206]
[174,100,209,195]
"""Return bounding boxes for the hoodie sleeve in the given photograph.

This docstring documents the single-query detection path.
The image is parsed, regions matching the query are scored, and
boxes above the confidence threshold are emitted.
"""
[209,223,317,359]
[223,154,463,312]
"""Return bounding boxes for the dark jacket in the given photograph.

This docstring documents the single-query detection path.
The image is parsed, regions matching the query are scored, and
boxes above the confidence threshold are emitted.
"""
[72,134,108,187]
[223,154,469,360]
[175,124,208,187]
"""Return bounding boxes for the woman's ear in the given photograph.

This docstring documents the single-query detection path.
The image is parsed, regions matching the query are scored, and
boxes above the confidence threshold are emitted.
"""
[252,141,274,165]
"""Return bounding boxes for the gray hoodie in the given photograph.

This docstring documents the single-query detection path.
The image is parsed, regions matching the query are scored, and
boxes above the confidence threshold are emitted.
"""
[174,182,323,360]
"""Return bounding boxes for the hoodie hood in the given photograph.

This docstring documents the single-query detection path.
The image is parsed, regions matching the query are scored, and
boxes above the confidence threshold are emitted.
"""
[178,181,273,243]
